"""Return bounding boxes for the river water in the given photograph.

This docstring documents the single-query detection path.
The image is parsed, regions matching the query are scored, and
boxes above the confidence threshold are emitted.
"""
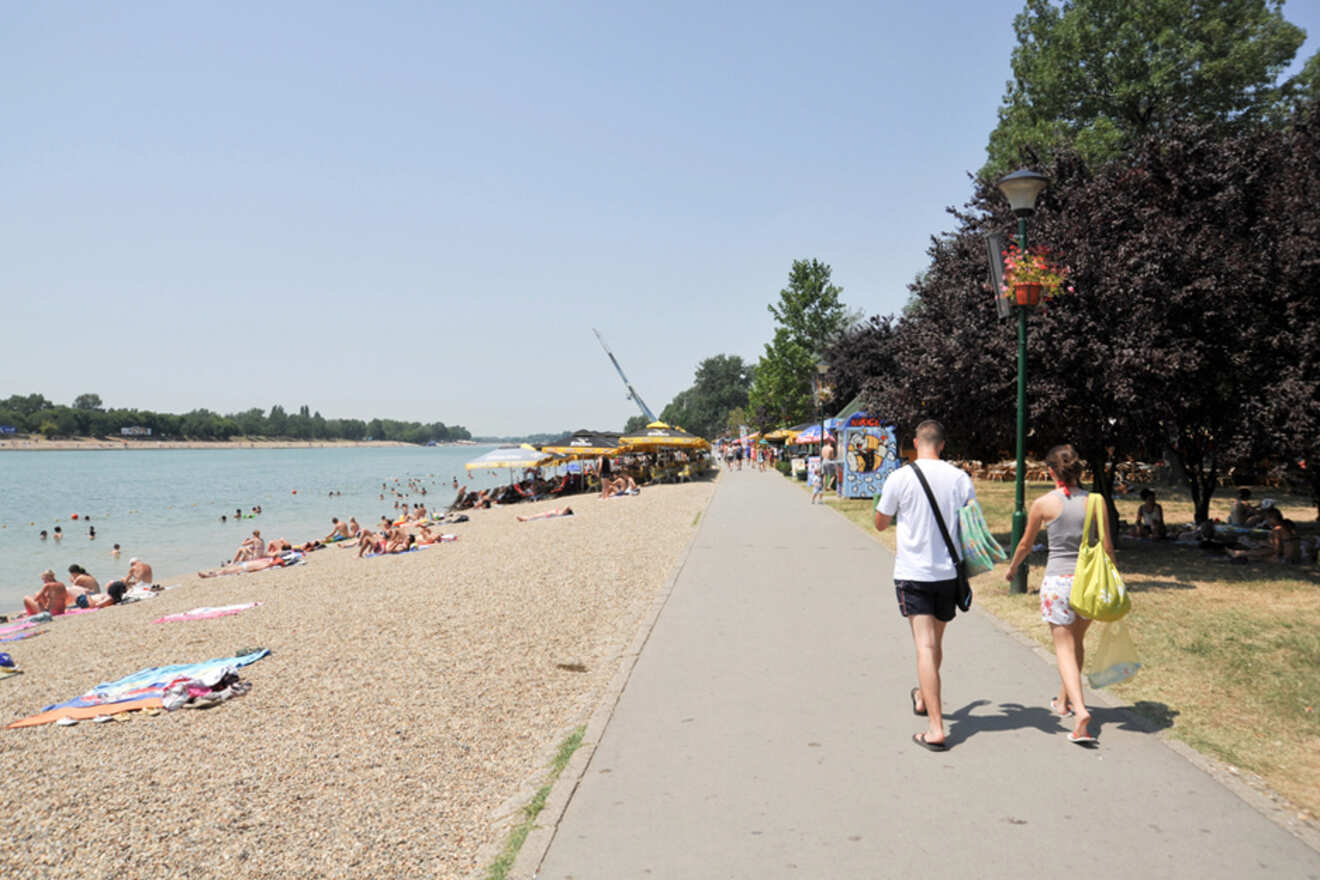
[0,445,522,609]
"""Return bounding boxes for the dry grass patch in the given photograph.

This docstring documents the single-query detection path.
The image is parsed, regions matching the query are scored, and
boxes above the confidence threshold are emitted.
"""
[794,472,1320,820]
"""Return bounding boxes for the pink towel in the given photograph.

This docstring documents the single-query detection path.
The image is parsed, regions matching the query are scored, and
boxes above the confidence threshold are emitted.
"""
[151,603,261,624]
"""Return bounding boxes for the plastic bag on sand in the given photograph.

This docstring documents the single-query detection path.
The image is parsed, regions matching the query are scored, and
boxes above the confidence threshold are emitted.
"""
[1087,619,1141,688]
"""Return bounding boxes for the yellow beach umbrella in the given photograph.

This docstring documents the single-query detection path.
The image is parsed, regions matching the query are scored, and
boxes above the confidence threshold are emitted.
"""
[619,421,710,451]
[464,445,563,471]
[540,430,623,458]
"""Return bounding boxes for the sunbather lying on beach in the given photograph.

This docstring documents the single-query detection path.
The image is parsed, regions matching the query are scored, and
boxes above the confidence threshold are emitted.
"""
[82,580,128,608]
[24,570,69,616]
[517,507,574,522]
[198,556,289,578]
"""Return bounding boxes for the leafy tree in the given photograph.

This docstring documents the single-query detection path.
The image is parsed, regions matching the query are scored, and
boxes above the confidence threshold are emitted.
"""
[724,406,749,435]
[823,315,898,412]
[267,405,288,436]
[0,408,25,431]
[658,389,694,432]
[767,259,850,355]
[749,260,851,427]
[861,231,1018,462]
[748,328,816,428]
[1288,50,1320,111]
[72,393,103,411]
[622,414,649,433]
[984,0,1308,177]
[658,354,755,438]
[3,394,52,419]
[1238,98,1320,514]
[868,104,1320,522]
[235,408,266,437]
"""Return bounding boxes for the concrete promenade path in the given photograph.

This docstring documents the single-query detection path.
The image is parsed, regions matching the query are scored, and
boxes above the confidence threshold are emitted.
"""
[531,469,1320,879]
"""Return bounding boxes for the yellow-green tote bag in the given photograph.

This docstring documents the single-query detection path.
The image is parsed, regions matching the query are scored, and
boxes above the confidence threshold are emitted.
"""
[1069,493,1131,621]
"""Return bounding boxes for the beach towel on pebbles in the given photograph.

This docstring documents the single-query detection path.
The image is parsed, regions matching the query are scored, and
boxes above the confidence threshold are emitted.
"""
[151,602,261,624]
[6,649,270,729]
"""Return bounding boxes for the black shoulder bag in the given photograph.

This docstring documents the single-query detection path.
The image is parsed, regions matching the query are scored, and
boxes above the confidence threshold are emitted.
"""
[908,463,972,612]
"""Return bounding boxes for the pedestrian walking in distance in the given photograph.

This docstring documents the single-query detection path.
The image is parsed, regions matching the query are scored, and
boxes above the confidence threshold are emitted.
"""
[874,420,975,751]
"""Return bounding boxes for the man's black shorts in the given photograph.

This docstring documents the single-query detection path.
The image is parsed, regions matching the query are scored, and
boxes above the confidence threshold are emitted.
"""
[894,579,959,622]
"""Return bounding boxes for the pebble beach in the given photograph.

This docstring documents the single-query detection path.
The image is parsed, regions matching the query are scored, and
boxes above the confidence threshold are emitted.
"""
[0,478,716,879]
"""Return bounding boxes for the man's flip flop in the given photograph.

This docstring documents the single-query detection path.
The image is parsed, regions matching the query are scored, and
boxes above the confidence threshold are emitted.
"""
[910,687,927,717]
[1067,732,1098,745]
[1051,697,1074,717]
[912,732,948,752]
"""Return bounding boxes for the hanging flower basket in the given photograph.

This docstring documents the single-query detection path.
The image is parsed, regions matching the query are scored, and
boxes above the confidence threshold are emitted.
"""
[1000,243,1072,306]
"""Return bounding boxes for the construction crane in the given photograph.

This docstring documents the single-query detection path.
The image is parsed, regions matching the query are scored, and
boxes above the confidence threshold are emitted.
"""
[592,328,657,423]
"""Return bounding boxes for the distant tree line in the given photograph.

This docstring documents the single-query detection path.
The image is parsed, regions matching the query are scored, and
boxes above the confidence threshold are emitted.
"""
[0,393,471,444]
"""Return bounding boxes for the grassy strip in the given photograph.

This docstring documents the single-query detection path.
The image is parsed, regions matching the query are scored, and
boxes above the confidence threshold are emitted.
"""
[692,510,702,526]
[784,470,1319,820]
[485,725,586,880]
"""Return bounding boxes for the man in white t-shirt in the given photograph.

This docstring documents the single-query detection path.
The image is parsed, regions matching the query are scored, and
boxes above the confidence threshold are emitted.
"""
[874,420,974,751]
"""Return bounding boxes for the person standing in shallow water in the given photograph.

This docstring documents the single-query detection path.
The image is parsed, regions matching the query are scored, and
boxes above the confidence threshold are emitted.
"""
[1004,443,1114,745]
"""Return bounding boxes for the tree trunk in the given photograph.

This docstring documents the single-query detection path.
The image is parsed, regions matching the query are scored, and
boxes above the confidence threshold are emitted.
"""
[1310,460,1320,523]
[1184,455,1218,524]
[1084,445,1121,535]
[1162,445,1185,489]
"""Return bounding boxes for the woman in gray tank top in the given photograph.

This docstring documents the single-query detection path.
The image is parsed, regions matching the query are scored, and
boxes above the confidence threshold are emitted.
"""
[1004,444,1115,745]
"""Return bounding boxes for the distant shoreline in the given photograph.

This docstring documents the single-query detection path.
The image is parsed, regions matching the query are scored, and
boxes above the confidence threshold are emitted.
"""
[0,437,482,451]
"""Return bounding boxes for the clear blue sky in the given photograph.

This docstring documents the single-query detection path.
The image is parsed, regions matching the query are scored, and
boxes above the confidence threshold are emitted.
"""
[5,2,1318,436]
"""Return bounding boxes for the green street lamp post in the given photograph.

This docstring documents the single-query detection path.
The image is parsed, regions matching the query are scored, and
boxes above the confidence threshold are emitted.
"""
[997,168,1049,594]
[814,362,830,492]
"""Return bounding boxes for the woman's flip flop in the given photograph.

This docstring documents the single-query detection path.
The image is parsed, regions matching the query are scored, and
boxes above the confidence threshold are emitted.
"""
[912,732,948,752]
[910,687,927,717]
[1067,731,1098,746]
[1051,697,1074,717]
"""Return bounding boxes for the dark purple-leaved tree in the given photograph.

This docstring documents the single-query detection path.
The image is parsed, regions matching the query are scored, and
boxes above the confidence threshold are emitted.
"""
[851,101,1320,523]
[1242,99,1320,517]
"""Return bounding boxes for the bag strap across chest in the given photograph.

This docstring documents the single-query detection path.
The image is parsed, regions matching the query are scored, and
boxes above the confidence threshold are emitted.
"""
[909,463,960,567]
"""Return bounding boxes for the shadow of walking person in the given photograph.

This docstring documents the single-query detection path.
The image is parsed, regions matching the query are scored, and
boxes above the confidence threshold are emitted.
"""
[943,698,1179,746]
[1086,700,1179,738]
[943,699,1064,747]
